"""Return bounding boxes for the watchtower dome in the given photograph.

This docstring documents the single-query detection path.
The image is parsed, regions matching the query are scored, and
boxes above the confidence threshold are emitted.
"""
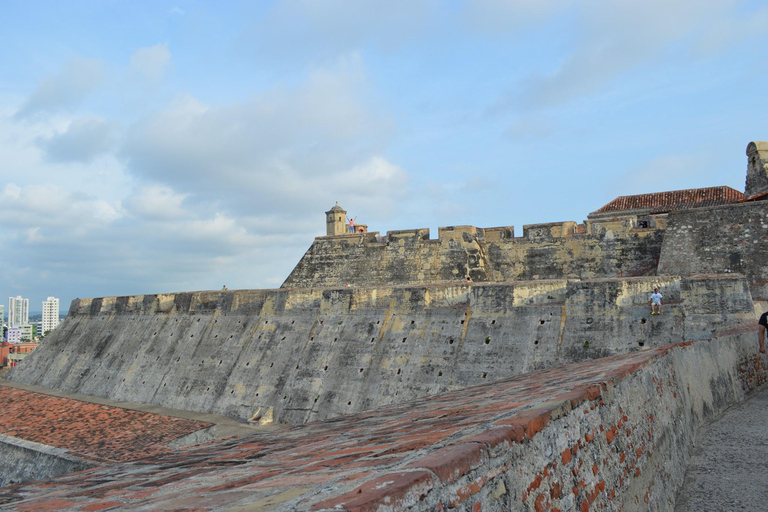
[325,203,347,236]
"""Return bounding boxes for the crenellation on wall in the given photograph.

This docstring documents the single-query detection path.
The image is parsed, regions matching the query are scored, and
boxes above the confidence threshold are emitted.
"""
[283,219,666,288]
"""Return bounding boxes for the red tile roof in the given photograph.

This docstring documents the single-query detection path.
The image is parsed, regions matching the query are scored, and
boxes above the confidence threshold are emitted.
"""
[0,386,213,462]
[591,186,743,216]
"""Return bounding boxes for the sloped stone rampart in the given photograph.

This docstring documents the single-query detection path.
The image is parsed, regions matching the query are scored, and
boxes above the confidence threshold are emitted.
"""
[8,275,754,425]
[0,327,762,511]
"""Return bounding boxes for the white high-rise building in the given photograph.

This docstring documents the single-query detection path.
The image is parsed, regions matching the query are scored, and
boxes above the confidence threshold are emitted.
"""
[42,297,60,334]
[8,296,28,327]
[0,304,4,325]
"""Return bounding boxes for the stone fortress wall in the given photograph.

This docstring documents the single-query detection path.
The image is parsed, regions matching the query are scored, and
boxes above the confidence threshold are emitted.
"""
[9,275,754,426]
[283,220,665,289]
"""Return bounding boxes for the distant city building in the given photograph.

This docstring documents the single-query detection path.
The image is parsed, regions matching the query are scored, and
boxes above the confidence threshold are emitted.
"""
[6,326,22,343]
[42,297,60,334]
[8,296,29,327]
[0,341,37,367]
[0,305,4,325]
[19,324,34,341]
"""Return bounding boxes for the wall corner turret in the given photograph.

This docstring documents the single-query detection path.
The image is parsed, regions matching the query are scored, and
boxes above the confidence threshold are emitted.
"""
[745,141,768,198]
[325,203,347,236]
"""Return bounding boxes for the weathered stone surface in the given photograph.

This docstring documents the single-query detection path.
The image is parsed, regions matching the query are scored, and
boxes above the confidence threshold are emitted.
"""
[8,275,753,426]
[658,201,768,301]
[282,224,664,288]
[0,329,762,511]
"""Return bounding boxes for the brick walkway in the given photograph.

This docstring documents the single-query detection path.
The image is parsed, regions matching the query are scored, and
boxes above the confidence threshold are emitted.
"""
[0,386,214,463]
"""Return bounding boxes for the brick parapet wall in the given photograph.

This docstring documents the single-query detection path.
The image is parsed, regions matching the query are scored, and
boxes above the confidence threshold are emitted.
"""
[0,328,762,511]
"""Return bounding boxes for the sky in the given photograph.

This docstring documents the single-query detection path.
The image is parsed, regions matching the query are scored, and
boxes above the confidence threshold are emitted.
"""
[2,0,768,313]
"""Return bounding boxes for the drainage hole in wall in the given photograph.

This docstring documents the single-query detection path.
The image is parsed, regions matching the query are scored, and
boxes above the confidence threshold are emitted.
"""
[255,393,259,397]
[539,320,545,325]
[296,365,299,369]
[320,320,323,324]
[190,334,194,338]
[371,337,375,342]
[338,321,343,325]
[397,368,401,375]
[122,378,125,382]
[153,332,157,336]
[142,381,146,384]
[491,320,496,325]
[359,368,363,372]
[481,372,487,379]
[270,363,274,368]
[438,371,442,377]
[291,320,295,324]
[156,356,160,361]
[484,337,491,344]
[449,339,454,345]
[163,383,166,387]
[219,360,222,365]
[586,318,593,324]
[534,340,539,345]
[231,389,234,394]
[461,320,465,324]
[410,320,415,325]
[197,318,200,323]
[215,335,218,339]
[638,341,645,347]
[245,362,249,366]
[347,401,351,406]
[641,318,647,324]
[314,397,318,403]
[334,338,337,342]
[376,320,380,324]
[282,337,286,341]
[283,396,287,400]
[263,321,267,325]
[324,366,328,371]
[402,337,407,343]
[201,360,204,364]
[310,337,314,341]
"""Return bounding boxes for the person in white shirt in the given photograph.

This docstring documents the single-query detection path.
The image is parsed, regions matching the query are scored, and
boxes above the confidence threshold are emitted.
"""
[650,288,663,315]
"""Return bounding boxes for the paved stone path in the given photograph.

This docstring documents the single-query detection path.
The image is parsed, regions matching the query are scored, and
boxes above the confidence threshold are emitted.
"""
[675,384,768,511]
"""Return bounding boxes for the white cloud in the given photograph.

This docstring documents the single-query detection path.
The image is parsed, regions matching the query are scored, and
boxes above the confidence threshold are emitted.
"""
[130,44,171,83]
[123,185,189,220]
[14,56,104,117]
[120,60,404,219]
[478,0,768,110]
[37,117,120,163]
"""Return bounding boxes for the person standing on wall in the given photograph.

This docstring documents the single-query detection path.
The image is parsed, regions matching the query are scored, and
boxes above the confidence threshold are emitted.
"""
[758,310,768,354]
[650,288,663,315]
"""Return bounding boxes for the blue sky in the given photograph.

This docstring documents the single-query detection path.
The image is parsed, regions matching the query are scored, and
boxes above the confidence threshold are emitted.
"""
[1,0,768,313]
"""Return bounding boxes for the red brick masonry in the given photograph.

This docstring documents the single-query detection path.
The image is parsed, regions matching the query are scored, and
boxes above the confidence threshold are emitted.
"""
[0,387,213,463]
[0,328,763,511]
